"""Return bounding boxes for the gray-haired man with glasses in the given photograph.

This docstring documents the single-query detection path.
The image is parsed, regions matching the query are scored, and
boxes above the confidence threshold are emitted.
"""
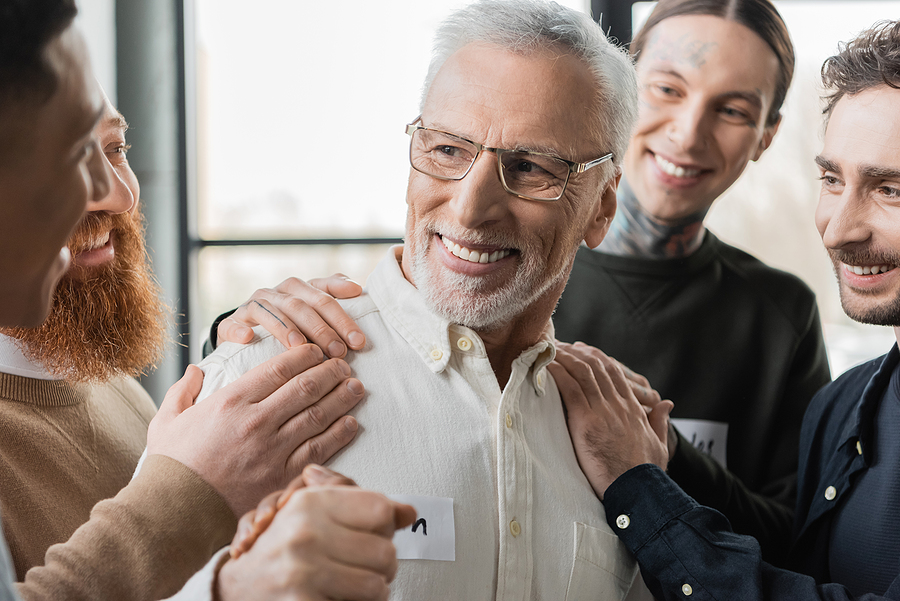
[406,119,614,202]
[180,0,651,598]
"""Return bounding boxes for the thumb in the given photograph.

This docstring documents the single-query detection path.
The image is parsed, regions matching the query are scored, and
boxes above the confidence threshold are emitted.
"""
[301,464,358,488]
[647,399,675,450]
[394,502,417,531]
[157,364,204,421]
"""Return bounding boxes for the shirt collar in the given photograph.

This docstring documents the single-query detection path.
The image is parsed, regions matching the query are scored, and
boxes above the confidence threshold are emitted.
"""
[0,335,57,380]
[367,246,556,392]
[841,343,900,461]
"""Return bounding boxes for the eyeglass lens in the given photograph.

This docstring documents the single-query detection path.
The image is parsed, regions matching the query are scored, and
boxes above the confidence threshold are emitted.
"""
[410,128,569,200]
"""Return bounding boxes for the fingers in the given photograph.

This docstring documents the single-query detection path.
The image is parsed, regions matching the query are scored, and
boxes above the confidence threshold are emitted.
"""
[147,366,205,454]
[547,358,589,416]
[277,276,366,353]
[307,273,363,300]
[230,508,257,559]
[278,463,359,512]
[283,414,360,478]
[562,341,661,408]
[314,488,401,533]
[271,276,368,355]
[156,364,204,420]
[220,343,328,416]
[647,400,675,464]
[231,464,363,559]
[264,357,362,433]
[554,344,624,412]
[216,275,367,358]
[393,502,418,531]
[600,361,641,407]
[314,562,392,601]
[219,298,306,350]
[218,486,400,601]
[301,463,358,489]
[231,487,279,559]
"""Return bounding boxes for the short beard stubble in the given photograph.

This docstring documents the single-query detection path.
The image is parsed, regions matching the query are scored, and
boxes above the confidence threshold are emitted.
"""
[408,223,575,333]
[831,247,900,328]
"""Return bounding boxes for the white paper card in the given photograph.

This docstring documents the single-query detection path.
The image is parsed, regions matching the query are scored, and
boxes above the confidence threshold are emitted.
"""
[388,494,455,561]
[671,418,729,468]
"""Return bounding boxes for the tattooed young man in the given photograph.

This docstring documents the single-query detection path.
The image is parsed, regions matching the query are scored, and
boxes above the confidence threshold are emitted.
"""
[557,18,900,601]
[553,0,830,565]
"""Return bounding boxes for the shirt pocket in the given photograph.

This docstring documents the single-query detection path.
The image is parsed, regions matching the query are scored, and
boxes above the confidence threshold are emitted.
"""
[564,522,650,601]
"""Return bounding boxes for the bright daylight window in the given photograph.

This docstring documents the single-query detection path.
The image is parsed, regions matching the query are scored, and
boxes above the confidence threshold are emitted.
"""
[192,0,899,371]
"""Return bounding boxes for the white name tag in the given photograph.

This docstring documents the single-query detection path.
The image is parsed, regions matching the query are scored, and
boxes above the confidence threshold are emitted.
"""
[671,418,728,468]
[388,494,455,561]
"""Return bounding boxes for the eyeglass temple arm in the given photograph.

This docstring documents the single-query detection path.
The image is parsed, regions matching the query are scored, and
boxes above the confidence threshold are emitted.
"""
[572,152,614,173]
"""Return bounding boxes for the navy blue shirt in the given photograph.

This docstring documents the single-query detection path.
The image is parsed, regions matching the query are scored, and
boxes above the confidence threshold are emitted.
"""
[603,345,900,600]
[828,362,900,595]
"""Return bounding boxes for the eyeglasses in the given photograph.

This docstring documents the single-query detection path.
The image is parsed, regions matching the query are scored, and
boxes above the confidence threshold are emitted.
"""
[405,118,613,202]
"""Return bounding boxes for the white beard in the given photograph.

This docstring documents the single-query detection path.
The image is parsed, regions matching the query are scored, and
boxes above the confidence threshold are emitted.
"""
[407,225,573,332]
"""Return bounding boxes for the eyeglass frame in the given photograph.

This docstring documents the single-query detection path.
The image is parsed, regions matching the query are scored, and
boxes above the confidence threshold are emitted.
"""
[404,117,614,202]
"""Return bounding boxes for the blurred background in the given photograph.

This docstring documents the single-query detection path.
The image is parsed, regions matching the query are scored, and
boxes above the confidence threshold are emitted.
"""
[76,0,900,403]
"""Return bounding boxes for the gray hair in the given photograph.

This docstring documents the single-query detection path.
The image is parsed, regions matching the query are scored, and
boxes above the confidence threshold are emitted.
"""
[420,0,638,182]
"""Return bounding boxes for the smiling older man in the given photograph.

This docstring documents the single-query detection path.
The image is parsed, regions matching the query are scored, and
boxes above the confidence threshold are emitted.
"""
[179,0,652,598]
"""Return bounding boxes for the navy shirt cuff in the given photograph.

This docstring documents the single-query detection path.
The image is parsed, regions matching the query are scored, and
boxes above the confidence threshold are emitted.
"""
[604,464,698,552]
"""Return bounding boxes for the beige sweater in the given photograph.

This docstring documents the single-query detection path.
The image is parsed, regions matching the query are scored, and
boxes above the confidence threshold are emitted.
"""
[0,373,236,600]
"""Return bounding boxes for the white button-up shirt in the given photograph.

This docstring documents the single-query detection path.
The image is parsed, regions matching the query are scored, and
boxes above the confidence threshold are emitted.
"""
[196,246,650,601]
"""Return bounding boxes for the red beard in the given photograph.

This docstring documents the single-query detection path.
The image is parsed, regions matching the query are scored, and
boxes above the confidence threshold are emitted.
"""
[1,209,170,382]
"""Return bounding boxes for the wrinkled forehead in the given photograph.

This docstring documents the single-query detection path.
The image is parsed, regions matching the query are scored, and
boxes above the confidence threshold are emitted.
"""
[421,42,601,158]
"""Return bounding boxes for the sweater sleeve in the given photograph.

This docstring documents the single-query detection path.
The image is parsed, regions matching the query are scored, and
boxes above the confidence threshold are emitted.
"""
[16,454,237,601]
[604,464,900,601]
[163,547,230,601]
[664,300,831,566]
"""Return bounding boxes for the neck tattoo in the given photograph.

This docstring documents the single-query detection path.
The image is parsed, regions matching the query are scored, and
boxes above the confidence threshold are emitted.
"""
[599,178,707,259]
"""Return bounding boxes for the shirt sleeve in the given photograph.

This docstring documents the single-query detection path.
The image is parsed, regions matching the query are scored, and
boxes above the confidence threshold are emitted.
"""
[664,301,831,566]
[16,455,237,601]
[603,464,900,601]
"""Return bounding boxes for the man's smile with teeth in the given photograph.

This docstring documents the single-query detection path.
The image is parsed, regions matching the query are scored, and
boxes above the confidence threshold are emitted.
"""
[76,231,111,254]
[844,263,896,276]
[655,153,702,178]
[441,235,511,264]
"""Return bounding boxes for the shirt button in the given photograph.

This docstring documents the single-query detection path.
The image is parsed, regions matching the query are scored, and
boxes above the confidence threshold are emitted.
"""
[505,413,513,428]
[682,583,693,596]
[430,349,443,361]
[456,337,473,351]
[509,520,521,537]
[615,514,630,529]
[825,486,837,501]
[857,440,863,455]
